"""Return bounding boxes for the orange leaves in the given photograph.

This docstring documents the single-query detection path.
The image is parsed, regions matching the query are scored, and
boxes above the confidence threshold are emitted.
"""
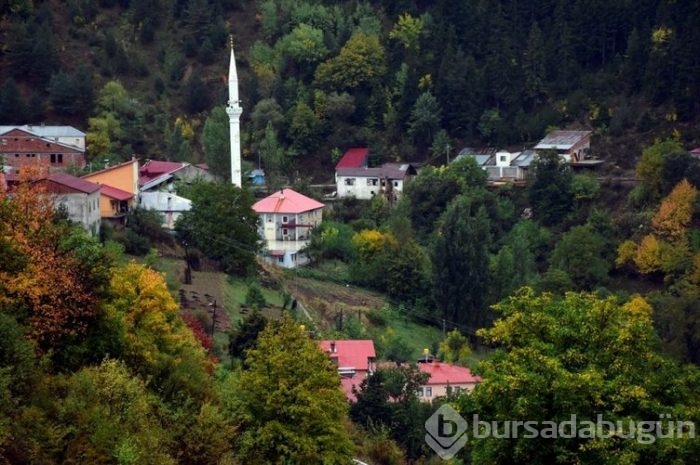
[1,168,98,351]
[651,178,697,240]
[616,179,696,278]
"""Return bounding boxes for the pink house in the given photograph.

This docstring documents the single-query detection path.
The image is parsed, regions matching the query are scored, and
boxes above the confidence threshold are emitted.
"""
[416,361,481,402]
[319,339,376,402]
[252,188,325,268]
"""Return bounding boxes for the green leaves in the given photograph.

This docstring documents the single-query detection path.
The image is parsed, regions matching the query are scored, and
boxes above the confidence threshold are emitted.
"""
[224,316,354,464]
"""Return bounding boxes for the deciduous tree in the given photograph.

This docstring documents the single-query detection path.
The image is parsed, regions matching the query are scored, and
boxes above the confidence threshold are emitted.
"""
[462,289,700,464]
[222,316,353,464]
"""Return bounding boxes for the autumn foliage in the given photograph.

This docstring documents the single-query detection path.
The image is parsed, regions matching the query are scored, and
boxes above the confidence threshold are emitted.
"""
[0,167,98,352]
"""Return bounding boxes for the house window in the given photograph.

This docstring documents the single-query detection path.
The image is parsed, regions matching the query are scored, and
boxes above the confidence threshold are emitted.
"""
[425,387,432,397]
[14,154,19,157]
[282,216,288,223]
[344,178,355,186]
[499,155,507,162]
[416,387,424,397]
[393,181,399,187]
[58,154,63,163]
[366,178,378,186]
[277,256,284,263]
[50,154,56,163]
[282,228,288,236]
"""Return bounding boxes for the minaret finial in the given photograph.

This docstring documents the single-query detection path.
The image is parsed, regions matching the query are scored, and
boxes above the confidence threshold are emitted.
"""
[229,34,234,50]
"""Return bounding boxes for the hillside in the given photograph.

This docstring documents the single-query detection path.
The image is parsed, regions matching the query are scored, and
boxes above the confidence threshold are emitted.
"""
[1,0,699,184]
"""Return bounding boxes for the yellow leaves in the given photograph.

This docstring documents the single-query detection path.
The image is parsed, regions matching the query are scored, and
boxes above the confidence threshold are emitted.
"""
[651,179,696,240]
[651,26,673,48]
[616,240,637,267]
[622,296,653,321]
[174,116,196,141]
[389,13,424,53]
[633,234,662,274]
[351,229,397,262]
[106,262,204,374]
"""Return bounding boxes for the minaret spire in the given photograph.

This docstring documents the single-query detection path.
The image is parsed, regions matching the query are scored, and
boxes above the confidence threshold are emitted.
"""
[226,35,243,187]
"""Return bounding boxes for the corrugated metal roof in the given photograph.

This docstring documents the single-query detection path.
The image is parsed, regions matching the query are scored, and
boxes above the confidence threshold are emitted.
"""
[46,173,100,194]
[0,124,86,138]
[535,130,591,150]
[335,147,369,169]
[336,162,416,180]
[100,184,134,201]
[139,191,191,211]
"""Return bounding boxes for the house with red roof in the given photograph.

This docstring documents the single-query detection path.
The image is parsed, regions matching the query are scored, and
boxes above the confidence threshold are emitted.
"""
[82,158,139,224]
[252,188,325,268]
[690,147,700,159]
[319,339,377,402]
[139,160,214,190]
[335,147,369,170]
[33,173,101,235]
[335,147,417,203]
[416,361,481,402]
[137,160,214,229]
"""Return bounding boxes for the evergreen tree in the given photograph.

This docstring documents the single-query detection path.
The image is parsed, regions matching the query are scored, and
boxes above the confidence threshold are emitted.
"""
[431,196,492,332]
[528,151,574,226]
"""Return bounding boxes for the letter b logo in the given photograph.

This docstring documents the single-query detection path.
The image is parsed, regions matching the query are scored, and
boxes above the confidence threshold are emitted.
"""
[425,405,468,459]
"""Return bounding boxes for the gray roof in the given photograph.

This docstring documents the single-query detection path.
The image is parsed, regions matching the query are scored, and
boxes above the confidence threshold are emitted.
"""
[511,150,537,168]
[0,124,86,138]
[336,163,417,180]
[535,130,590,150]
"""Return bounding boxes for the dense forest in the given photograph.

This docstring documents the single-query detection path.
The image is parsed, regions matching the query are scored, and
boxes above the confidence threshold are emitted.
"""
[1,0,699,180]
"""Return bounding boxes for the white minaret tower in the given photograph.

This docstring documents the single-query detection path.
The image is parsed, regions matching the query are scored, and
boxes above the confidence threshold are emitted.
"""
[226,36,243,187]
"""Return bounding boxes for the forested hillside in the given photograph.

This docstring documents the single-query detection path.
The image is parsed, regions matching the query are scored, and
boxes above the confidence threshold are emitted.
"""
[1,0,699,181]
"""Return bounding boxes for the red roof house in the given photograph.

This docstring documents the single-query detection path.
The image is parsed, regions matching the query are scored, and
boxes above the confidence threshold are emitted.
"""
[139,160,213,188]
[690,147,700,159]
[252,189,325,268]
[252,188,325,215]
[416,361,481,402]
[32,173,102,235]
[320,340,377,401]
[335,147,369,170]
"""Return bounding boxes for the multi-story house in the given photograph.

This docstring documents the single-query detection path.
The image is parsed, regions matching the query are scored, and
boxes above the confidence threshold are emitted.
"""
[252,188,325,268]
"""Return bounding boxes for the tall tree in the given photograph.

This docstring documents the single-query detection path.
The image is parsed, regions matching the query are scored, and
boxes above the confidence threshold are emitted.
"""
[431,196,492,332]
[201,106,230,178]
[175,182,260,276]
[528,151,574,226]
[222,316,354,464]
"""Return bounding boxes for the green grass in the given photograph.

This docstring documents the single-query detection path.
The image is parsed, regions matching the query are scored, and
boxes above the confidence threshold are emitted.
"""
[373,307,445,360]
[222,275,286,325]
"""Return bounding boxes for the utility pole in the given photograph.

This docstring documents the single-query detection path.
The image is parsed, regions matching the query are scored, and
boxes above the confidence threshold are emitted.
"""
[445,143,451,165]
[442,318,446,336]
[210,300,217,337]
[183,240,192,284]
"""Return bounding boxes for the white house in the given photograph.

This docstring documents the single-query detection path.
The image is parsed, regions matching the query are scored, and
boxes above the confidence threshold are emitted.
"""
[335,163,417,201]
[534,130,591,163]
[34,173,101,236]
[252,188,324,268]
[138,191,192,229]
[455,148,536,181]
